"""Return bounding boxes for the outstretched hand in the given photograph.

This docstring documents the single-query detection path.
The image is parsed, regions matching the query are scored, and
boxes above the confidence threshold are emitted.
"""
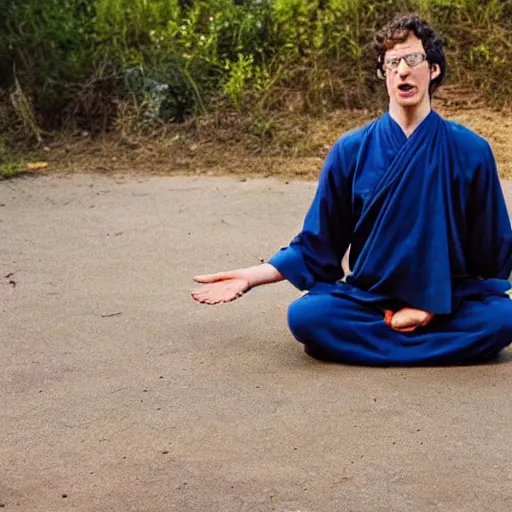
[191,272,250,305]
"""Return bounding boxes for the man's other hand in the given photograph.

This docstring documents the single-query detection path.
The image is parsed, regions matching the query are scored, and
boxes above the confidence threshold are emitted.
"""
[384,307,434,333]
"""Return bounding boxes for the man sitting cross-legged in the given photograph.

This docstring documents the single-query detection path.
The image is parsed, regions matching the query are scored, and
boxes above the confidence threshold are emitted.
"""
[192,14,512,366]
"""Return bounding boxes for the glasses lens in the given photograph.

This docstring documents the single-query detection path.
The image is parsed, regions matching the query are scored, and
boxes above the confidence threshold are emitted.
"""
[404,53,424,67]
[384,53,426,71]
[385,58,399,70]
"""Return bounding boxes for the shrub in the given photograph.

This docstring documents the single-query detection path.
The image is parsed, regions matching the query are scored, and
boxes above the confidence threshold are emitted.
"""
[0,0,510,132]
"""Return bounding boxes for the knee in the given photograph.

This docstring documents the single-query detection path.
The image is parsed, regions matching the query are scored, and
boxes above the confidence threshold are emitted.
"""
[287,295,322,343]
[485,299,512,339]
[496,303,512,336]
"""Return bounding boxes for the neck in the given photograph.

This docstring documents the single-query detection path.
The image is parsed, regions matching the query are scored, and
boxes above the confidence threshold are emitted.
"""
[388,100,431,137]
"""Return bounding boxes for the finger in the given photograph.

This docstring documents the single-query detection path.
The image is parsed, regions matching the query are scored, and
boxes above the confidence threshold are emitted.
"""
[191,288,222,301]
[191,293,213,302]
[193,285,235,298]
[206,296,231,305]
[202,295,224,305]
[191,286,213,296]
[191,292,212,303]
[209,291,241,303]
[193,272,231,283]
[193,274,220,283]
[193,290,236,304]
[216,292,238,302]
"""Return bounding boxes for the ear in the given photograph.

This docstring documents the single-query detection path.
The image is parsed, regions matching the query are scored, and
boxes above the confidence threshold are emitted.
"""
[430,63,441,81]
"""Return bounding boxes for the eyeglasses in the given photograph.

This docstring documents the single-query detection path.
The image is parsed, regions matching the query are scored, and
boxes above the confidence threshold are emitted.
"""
[383,52,427,71]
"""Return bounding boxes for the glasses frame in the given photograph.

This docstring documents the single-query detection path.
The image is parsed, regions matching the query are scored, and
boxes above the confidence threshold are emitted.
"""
[383,52,428,72]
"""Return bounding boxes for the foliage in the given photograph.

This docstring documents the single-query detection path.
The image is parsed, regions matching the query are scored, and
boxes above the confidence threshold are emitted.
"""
[0,0,511,133]
[0,138,25,179]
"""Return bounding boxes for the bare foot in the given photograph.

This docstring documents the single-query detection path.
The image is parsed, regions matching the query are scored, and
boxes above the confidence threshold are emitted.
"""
[384,307,434,333]
[191,273,250,305]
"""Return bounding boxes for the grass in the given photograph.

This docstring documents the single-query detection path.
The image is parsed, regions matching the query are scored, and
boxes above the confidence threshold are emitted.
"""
[31,94,512,181]
[0,139,26,179]
[1,0,512,136]
[1,0,512,183]
[0,162,26,180]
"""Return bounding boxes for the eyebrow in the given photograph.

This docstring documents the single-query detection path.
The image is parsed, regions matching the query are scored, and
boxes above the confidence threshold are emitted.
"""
[386,48,423,55]
[385,50,423,58]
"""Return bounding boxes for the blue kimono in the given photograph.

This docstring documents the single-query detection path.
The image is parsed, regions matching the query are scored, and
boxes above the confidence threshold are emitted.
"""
[269,110,512,365]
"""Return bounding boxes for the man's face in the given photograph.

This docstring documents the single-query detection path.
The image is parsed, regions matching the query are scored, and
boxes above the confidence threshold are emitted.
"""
[383,32,439,111]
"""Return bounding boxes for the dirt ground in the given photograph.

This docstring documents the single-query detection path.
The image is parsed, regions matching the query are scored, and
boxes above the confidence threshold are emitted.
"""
[1,173,512,512]
[32,96,512,181]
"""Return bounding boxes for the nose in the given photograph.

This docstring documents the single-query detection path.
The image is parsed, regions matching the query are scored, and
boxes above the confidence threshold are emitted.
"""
[397,58,411,77]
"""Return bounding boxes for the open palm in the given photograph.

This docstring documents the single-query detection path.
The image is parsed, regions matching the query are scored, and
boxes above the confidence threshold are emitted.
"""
[191,273,250,305]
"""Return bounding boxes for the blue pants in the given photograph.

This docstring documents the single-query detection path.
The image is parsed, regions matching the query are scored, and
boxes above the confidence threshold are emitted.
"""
[288,289,512,366]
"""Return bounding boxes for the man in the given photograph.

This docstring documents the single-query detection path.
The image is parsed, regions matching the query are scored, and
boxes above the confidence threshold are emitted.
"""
[191,14,512,366]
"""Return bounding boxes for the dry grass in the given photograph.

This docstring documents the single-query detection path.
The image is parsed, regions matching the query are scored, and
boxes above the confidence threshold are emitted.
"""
[32,90,512,181]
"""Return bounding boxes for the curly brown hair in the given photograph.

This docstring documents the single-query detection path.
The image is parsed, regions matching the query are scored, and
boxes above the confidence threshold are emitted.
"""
[373,14,446,95]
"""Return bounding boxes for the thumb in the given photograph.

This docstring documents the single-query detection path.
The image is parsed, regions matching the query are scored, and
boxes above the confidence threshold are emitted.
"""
[193,272,232,283]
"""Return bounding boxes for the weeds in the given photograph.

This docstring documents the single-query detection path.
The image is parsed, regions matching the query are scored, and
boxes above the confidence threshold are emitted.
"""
[0,0,511,135]
[0,138,25,179]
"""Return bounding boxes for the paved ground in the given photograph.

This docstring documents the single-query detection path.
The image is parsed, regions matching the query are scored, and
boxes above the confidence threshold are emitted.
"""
[1,174,512,512]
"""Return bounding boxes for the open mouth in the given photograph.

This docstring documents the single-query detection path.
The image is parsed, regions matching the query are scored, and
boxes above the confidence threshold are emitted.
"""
[398,84,414,91]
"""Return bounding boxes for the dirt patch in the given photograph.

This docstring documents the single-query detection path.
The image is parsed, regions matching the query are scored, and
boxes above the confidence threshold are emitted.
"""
[28,89,512,180]
[2,174,512,512]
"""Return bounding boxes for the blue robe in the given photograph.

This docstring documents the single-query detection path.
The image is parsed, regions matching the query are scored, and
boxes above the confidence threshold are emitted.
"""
[269,110,512,365]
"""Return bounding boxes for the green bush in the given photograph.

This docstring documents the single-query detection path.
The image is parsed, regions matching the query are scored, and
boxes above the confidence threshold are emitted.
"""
[0,0,511,132]
[0,138,25,179]
[0,0,96,122]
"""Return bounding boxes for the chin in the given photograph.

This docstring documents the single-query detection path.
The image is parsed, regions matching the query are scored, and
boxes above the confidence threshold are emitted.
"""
[396,96,422,109]
[398,100,421,108]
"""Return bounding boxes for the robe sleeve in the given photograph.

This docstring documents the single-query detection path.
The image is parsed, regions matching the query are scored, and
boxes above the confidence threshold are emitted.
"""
[466,141,512,281]
[268,139,353,290]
